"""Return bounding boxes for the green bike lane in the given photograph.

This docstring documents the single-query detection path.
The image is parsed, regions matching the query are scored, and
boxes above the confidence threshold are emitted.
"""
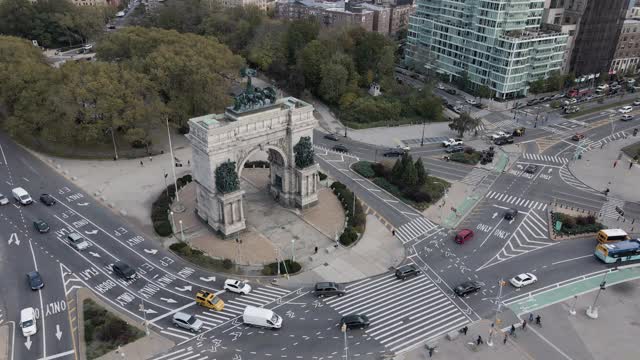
[505,263,640,316]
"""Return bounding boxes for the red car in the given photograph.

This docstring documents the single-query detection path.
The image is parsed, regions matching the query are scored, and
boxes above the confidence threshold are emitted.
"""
[454,229,474,244]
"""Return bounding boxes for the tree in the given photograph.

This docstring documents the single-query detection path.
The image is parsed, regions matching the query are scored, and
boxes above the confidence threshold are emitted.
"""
[285,19,319,65]
[476,85,492,103]
[297,40,330,93]
[415,158,427,186]
[391,158,404,183]
[414,91,443,121]
[247,20,287,73]
[529,78,545,94]
[215,161,239,193]
[318,62,349,104]
[293,136,315,169]
[449,112,479,137]
[545,71,564,92]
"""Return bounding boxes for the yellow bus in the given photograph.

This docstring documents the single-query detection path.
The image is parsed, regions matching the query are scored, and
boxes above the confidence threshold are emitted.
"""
[596,229,630,244]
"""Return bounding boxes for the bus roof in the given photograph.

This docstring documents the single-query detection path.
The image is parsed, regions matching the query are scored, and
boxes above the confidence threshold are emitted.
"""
[603,239,640,252]
[599,229,628,236]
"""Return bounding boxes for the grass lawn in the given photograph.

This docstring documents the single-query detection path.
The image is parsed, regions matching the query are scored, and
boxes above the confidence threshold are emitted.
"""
[169,242,237,273]
[565,99,634,119]
[84,299,145,359]
[622,141,640,159]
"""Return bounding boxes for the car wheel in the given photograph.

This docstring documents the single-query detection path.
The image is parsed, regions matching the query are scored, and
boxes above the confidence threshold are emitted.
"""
[338,293,344,297]
[319,294,324,298]
[190,328,196,333]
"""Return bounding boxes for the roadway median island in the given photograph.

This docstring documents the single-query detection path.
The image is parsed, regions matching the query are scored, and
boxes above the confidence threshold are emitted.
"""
[565,98,633,119]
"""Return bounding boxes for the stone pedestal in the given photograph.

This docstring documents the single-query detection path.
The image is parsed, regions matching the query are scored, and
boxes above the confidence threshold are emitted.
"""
[295,164,319,209]
[214,190,246,237]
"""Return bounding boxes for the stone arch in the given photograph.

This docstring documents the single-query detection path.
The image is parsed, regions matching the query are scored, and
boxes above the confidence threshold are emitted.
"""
[236,143,288,177]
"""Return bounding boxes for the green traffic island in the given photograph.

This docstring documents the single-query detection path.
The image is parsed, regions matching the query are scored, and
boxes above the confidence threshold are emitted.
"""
[261,259,302,276]
[329,181,367,247]
[445,148,483,165]
[83,298,145,360]
[352,155,450,211]
[151,174,193,237]
[169,242,239,273]
[550,211,605,239]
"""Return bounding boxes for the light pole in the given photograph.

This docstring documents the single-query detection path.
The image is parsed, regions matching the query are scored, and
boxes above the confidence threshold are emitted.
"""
[420,119,426,147]
[179,220,185,243]
[291,239,296,262]
[569,295,578,315]
[108,127,118,160]
[169,211,176,232]
[166,116,184,212]
[586,272,608,319]
[341,323,349,360]
[487,279,506,347]
[139,299,149,336]
[163,172,168,197]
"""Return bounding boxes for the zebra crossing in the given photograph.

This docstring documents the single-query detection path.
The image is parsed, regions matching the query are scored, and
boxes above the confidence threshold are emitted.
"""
[540,125,572,137]
[395,216,438,243]
[460,167,489,186]
[159,286,291,341]
[322,273,469,353]
[477,211,554,271]
[584,130,629,151]
[489,119,517,129]
[402,136,450,145]
[485,191,548,211]
[558,166,603,196]
[521,153,568,164]
[600,197,625,219]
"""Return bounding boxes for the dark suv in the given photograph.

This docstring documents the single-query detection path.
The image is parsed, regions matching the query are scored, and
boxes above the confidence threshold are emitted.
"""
[314,282,346,297]
[395,264,420,280]
[454,281,481,297]
[504,208,518,220]
[112,261,137,281]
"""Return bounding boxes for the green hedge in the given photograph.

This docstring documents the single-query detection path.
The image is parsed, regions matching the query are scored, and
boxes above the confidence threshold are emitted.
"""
[84,299,145,359]
[318,171,327,181]
[151,174,193,237]
[330,181,367,246]
[552,212,604,235]
[352,161,376,178]
[262,259,302,275]
[450,151,481,165]
[169,242,236,272]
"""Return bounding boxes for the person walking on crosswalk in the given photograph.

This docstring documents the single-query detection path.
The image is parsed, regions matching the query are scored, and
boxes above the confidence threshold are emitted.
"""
[503,332,508,345]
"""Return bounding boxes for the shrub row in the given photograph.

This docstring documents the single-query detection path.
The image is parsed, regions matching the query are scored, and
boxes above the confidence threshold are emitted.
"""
[330,181,366,246]
[169,242,235,270]
[151,174,192,237]
[318,171,328,181]
[262,259,302,275]
[450,151,481,165]
[552,212,604,235]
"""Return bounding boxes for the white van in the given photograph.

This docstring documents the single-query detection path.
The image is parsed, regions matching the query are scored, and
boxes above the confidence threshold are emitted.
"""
[242,306,282,329]
[116,11,125,17]
[12,187,33,205]
[20,307,37,337]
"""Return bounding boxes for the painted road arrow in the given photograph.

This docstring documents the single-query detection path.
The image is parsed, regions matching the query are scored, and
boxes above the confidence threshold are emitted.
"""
[175,285,192,292]
[8,233,19,246]
[160,298,177,304]
[85,230,98,235]
[141,309,157,314]
[25,336,32,350]
[77,202,89,206]
[492,212,498,219]
[56,324,62,340]
[144,249,158,255]
[89,252,101,258]
[200,276,216,282]
[516,164,523,169]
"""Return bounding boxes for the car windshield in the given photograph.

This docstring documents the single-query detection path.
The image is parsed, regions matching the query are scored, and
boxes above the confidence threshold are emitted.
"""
[270,314,279,323]
[20,195,30,200]
[22,320,33,327]
[187,315,197,324]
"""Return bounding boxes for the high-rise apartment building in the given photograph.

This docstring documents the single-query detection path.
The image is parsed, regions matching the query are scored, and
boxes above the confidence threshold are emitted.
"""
[542,0,629,76]
[406,0,568,99]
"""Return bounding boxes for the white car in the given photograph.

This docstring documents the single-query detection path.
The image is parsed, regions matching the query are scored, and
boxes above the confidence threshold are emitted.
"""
[509,273,538,288]
[634,100,640,106]
[442,138,464,147]
[20,307,37,337]
[465,98,477,105]
[397,145,411,151]
[224,279,252,294]
[490,131,508,140]
[437,83,445,90]
[619,106,633,114]
[562,98,577,106]
[0,193,8,205]
[67,233,89,251]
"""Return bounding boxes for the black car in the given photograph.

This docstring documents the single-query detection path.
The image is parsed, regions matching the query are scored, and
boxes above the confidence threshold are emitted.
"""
[33,219,50,233]
[324,133,339,141]
[454,281,481,297]
[524,164,538,174]
[526,99,540,106]
[446,89,457,95]
[340,314,370,330]
[494,137,514,146]
[314,282,346,297]
[383,148,405,157]
[40,194,56,206]
[112,261,137,280]
[107,24,116,29]
[27,271,44,290]
[504,208,518,220]
[332,144,349,153]
[445,145,465,154]
[395,264,420,280]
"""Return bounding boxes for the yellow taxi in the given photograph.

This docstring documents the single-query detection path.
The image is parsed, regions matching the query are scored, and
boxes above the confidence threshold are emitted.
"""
[195,290,224,311]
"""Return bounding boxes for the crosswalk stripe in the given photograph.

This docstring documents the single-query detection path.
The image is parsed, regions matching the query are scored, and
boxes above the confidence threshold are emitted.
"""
[160,330,191,340]
[334,276,427,312]
[231,297,265,307]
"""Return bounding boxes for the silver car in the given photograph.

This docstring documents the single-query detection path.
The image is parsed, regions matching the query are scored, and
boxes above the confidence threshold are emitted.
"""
[172,312,203,332]
[0,193,8,205]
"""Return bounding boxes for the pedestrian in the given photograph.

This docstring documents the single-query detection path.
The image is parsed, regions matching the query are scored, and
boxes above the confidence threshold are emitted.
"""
[630,162,634,170]
[314,246,318,254]
[427,346,434,358]
[528,313,534,322]
[140,160,144,167]
[535,315,541,326]
[601,142,605,149]
[392,230,396,236]
[522,319,527,331]
[503,333,508,345]
[188,160,191,166]
[461,326,468,335]
[476,335,483,346]
[614,160,618,168]
[510,324,516,336]
[149,156,153,162]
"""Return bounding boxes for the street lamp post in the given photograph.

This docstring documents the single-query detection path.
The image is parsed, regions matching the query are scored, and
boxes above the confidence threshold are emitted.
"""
[108,127,118,160]
[179,220,185,243]
[421,119,426,147]
[569,295,578,315]
[166,116,184,212]
[169,211,176,232]
[291,239,296,262]
[139,299,149,336]
[586,272,608,319]
[487,279,506,347]
[341,323,349,360]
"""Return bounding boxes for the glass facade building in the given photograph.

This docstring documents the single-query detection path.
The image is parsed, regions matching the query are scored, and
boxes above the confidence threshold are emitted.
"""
[406,0,568,98]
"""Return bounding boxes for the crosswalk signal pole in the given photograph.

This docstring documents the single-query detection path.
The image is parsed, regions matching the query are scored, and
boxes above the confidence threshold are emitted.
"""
[341,323,349,360]
[488,279,506,347]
